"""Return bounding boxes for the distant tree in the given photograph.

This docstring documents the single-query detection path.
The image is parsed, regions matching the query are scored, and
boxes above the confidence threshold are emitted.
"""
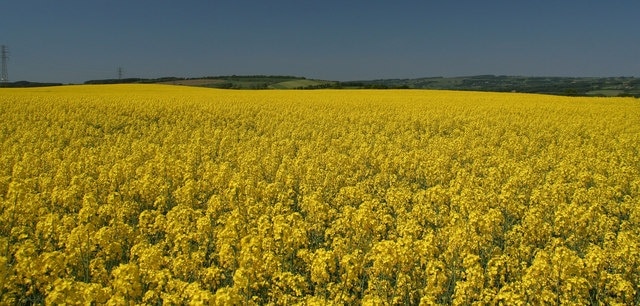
[563,88,579,96]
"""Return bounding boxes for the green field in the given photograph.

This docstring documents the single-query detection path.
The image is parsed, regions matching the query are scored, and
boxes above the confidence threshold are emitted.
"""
[268,79,334,89]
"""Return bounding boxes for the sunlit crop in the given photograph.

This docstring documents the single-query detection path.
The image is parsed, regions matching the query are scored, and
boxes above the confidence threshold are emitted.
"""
[1,84,639,304]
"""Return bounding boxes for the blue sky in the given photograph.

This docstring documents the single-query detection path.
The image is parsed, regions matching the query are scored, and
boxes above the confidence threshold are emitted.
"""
[1,0,639,83]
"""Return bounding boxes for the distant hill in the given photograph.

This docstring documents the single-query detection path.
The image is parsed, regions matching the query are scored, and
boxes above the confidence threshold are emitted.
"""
[85,75,336,90]
[0,81,63,88]
[81,75,640,97]
[346,75,640,97]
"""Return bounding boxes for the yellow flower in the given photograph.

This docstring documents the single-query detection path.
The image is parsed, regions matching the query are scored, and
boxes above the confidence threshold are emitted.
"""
[1,85,638,304]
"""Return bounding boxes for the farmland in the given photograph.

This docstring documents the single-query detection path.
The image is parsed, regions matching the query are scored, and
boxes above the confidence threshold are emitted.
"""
[74,75,640,96]
[0,85,639,304]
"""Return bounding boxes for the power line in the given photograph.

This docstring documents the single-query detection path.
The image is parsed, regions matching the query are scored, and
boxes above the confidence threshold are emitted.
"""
[118,67,123,79]
[1,45,8,84]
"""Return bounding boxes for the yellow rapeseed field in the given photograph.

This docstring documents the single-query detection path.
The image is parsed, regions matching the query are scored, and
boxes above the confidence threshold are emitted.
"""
[1,84,639,304]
